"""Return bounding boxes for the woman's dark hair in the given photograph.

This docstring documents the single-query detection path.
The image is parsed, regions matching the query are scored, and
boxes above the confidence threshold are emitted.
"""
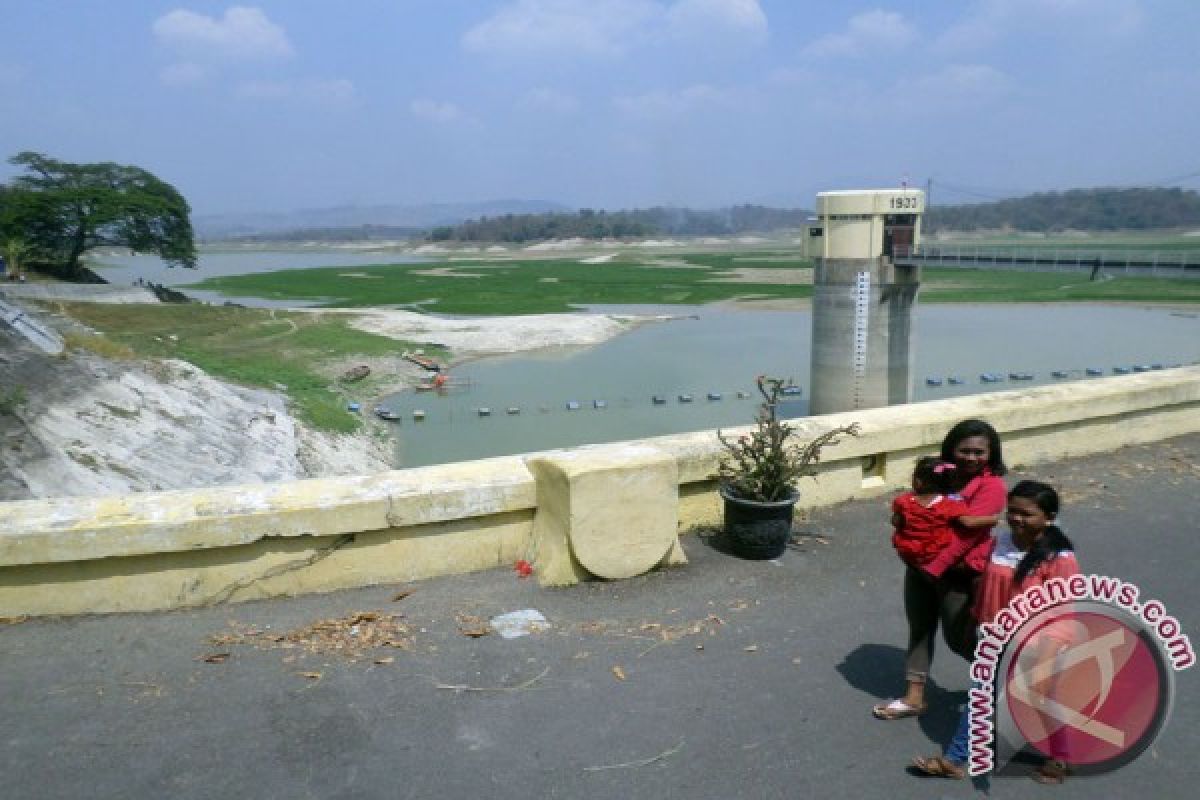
[941,418,1007,477]
[1009,480,1075,583]
[912,456,961,494]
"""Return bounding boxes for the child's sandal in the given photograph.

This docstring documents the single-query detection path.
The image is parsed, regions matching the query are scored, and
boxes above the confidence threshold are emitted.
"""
[911,755,966,779]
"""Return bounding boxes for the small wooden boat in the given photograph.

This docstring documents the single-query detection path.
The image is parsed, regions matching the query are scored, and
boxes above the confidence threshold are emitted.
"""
[412,409,426,420]
[374,406,401,421]
[1113,366,1131,375]
[925,377,943,387]
[947,377,965,385]
[506,407,520,415]
[652,395,667,405]
[566,401,581,411]
[1008,372,1034,381]
[478,407,491,417]
[1051,370,1069,379]
[593,399,607,409]
[402,350,442,372]
[780,386,802,396]
[707,392,722,401]
[980,373,1004,383]
[1085,368,1104,376]
[678,394,693,403]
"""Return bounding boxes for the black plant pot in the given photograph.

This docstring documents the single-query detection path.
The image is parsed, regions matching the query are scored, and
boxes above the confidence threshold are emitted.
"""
[719,485,799,560]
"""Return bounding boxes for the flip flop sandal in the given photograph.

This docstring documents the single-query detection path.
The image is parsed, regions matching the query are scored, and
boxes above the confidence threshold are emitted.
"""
[911,755,966,779]
[872,698,928,719]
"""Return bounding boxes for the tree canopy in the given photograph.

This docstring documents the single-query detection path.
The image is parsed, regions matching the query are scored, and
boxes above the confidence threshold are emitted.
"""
[925,188,1200,232]
[0,151,196,278]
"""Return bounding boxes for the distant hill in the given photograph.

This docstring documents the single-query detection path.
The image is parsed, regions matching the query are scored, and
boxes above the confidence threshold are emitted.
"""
[926,187,1200,232]
[193,199,571,240]
[427,205,813,243]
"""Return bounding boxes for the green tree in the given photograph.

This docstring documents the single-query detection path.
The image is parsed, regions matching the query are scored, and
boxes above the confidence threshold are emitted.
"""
[1,151,196,279]
[1,236,31,281]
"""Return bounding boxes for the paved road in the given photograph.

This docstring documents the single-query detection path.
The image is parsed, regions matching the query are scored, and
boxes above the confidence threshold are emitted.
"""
[3,435,1199,799]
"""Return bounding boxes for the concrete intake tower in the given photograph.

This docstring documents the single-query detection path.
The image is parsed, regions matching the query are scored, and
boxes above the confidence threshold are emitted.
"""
[807,188,924,415]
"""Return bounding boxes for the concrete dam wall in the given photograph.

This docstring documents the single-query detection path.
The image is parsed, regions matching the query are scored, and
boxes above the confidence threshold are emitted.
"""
[2,367,1199,617]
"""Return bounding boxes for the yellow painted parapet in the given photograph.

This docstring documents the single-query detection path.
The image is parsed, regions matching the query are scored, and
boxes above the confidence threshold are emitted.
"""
[527,443,684,586]
[2,367,1198,616]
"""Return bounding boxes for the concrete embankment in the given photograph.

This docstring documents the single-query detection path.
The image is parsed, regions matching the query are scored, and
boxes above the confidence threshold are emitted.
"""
[3,366,1198,616]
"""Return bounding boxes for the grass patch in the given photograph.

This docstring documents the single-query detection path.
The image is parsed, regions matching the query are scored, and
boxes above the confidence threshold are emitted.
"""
[184,254,816,314]
[51,303,440,434]
[182,247,1200,311]
[919,268,1200,304]
[0,385,26,415]
[62,331,136,359]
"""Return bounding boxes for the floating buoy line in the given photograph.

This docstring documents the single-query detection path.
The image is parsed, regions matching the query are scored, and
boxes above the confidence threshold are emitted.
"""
[355,361,1192,421]
[923,362,1181,389]
[362,382,773,422]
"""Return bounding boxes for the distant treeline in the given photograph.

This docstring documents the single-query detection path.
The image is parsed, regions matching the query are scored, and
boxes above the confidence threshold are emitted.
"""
[209,188,1200,244]
[926,188,1200,232]
[427,205,814,243]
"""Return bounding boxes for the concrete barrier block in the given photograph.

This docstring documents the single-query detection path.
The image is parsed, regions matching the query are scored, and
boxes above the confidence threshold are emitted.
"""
[526,444,681,585]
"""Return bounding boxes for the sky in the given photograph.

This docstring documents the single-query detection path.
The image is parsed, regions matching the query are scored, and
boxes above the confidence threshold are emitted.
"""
[1,0,1198,215]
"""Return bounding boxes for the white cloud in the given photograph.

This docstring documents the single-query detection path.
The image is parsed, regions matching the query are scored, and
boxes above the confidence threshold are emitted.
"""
[802,9,917,58]
[159,62,208,87]
[237,78,356,107]
[519,87,580,113]
[153,6,294,61]
[411,99,469,123]
[912,64,1011,100]
[666,0,768,43]
[463,0,656,57]
[613,83,733,118]
[939,0,1142,51]
[462,0,767,58]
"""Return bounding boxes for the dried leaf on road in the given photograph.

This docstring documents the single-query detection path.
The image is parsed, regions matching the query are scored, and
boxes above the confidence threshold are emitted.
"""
[456,613,491,638]
[612,665,627,681]
[199,653,230,664]
[208,610,414,659]
[391,589,415,602]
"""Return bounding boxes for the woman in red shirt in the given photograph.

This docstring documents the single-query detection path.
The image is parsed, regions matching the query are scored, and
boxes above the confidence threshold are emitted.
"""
[874,419,1008,720]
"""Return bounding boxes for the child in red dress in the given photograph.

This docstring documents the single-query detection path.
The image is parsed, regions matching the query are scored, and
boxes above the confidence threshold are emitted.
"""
[891,457,971,571]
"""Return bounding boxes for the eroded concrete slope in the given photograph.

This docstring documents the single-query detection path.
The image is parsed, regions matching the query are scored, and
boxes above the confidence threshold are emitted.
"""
[0,323,390,502]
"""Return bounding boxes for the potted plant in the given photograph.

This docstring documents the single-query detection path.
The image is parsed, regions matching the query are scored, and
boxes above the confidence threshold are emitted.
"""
[715,376,860,559]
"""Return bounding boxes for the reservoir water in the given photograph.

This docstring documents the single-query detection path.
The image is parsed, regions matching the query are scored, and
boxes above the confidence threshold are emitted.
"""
[381,304,1200,468]
[90,250,420,307]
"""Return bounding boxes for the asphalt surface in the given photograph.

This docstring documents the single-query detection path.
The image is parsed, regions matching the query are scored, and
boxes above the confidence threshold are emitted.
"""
[3,434,1199,799]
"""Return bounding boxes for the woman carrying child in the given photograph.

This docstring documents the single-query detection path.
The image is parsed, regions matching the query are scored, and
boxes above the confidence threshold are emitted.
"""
[873,419,1008,720]
[912,480,1080,784]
